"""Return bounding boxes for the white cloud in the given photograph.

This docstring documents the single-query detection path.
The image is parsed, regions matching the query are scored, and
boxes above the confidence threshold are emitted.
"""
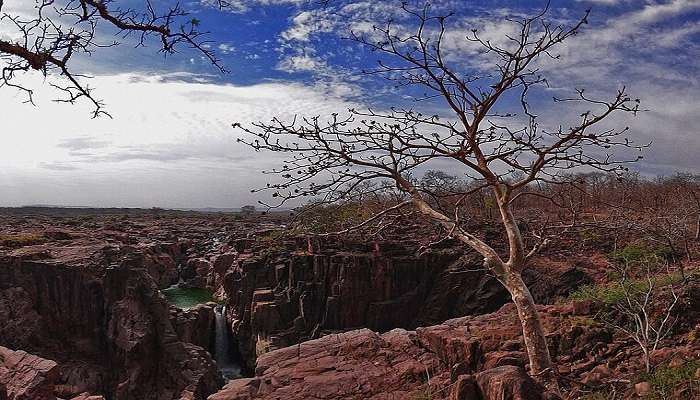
[282,10,337,41]
[199,0,307,13]
[576,0,624,4]
[277,53,327,72]
[273,0,700,179]
[218,43,236,54]
[0,72,357,208]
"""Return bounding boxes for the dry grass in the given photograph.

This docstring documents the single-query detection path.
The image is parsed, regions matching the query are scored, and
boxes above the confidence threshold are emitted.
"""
[255,335,272,356]
[0,233,46,247]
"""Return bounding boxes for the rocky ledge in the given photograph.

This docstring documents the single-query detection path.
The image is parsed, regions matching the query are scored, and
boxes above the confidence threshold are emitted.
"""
[208,285,700,400]
[0,346,106,400]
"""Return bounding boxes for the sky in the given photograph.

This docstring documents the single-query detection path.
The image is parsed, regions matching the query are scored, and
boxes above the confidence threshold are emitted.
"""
[0,0,699,208]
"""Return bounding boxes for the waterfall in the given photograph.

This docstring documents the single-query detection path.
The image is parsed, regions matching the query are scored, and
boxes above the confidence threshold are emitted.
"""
[214,305,242,380]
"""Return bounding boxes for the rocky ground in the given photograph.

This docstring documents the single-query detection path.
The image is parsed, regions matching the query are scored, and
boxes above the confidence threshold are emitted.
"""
[210,296,700,399]
[0,209,698,399]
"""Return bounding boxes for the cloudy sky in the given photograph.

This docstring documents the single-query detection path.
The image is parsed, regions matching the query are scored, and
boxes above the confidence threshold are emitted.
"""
[1,0,699,208]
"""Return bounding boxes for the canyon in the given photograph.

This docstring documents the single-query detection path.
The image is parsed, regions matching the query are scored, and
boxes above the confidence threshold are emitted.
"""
[0,210,698,399]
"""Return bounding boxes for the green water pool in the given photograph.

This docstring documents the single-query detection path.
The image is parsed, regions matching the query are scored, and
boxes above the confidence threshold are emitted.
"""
[162,286,214,309]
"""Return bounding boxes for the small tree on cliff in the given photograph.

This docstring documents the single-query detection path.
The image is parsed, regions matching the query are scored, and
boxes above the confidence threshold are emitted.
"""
[236,3,643,389]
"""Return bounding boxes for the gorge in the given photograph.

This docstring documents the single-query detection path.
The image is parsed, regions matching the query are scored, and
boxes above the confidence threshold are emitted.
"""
[1,210,699,400]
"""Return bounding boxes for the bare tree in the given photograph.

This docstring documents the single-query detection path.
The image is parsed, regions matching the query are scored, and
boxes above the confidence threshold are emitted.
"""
[237,3,644,390]
[600,258,680,373]
[0,0,228,117]
[670,173,700,242]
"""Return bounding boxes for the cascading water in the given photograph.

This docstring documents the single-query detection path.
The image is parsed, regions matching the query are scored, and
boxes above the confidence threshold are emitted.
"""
[214,305,242,380]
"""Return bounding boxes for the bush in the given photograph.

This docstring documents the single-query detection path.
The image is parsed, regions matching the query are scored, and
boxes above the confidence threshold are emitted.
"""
[639,360,700,399]
[255,335,272,356]
[570,246,691,307]
[609,244,673,264]
[292,201,379,234]
[569,270,688,306]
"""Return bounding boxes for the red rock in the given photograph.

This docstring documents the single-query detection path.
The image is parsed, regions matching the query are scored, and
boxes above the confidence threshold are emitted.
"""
[634,381,651,396]
[208,304,574,400]
[572,300,592,316]
[222,239,585,369]
[475,366,548,400]
[0,256,223,400]
[449,375,479,400]
[208,379,260,400]
[70,393,106,400]
[0,346,59,400]
[43,229,73,241]
[171,303,217,350]
[483,351,527,370]
[650,347,675,365]
[210,328,436,400]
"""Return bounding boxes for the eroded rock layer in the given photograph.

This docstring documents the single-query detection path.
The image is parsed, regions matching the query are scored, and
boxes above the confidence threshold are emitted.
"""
[0,214,248,400]
[213,236,590,369]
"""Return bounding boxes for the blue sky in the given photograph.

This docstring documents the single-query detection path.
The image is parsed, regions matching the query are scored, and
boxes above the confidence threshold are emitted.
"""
[0,0,699,207]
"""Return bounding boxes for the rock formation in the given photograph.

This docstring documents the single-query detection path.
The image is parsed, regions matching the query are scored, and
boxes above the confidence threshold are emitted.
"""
[0,346,60,400]
[0,215,234,400]
[213,236,591,369]
[5,211,697,399]
[207,303,572,399]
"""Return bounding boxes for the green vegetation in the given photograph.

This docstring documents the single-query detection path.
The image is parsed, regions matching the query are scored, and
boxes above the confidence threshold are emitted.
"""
[578,228,603,245]
[411,388,434,400]
[0,233,46,247]
[609,243,674,264]
[292,202,377,234]
[256,229,288,256]
[566,315,597,328]
[638,360,700,399]
[257,229,287,243]
[579,391,618,400]
[569,244,690,306]
[162,286,213,309]
[569,270,689,306]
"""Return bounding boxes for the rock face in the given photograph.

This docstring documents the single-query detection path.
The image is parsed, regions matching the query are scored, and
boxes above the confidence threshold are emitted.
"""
[0,248,223,400]
[171,303,217,352]
[217,237,590,369]
[220,239,507,369]
[207,303,572,400]
[0,213,288,400]
[0,346,59,400]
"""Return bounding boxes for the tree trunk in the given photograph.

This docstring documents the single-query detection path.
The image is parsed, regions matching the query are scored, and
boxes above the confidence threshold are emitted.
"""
[503,272,558,391]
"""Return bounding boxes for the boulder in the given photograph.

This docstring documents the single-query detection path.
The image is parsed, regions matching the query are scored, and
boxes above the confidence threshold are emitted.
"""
[475,366,548,400]
[0,346,59,400]
[449,375,479,400]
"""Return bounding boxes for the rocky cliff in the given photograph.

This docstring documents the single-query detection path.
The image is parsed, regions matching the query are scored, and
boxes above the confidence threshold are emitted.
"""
[0,215,234,400]
[1,212,625,399]
[212,236,591,370]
